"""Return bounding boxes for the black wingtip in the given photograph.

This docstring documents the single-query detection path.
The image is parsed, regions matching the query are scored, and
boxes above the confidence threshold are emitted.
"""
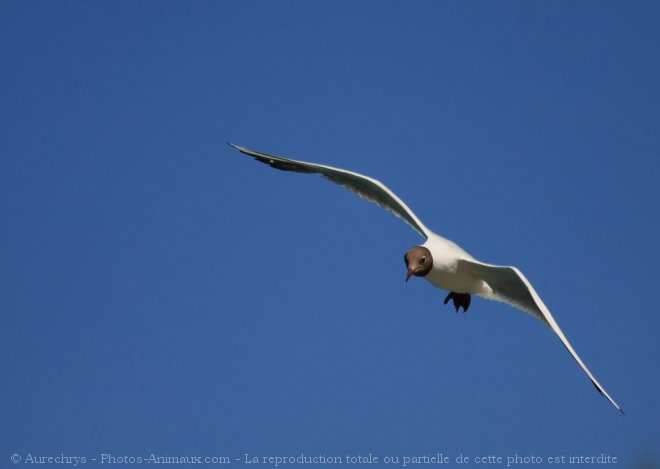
[591,379,624,414]
[227,142,250,156]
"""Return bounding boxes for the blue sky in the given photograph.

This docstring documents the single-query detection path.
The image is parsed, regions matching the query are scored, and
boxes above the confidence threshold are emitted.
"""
[2,1,659,467]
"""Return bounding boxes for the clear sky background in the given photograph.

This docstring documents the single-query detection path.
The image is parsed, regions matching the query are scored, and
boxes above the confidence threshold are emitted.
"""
[2,1,659,467]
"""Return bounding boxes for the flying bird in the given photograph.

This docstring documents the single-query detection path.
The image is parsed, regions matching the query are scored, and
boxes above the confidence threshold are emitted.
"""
[228,143,622,413]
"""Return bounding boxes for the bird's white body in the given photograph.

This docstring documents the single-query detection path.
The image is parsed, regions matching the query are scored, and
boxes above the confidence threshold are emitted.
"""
[422,234,491,295]
[229,143,622,413]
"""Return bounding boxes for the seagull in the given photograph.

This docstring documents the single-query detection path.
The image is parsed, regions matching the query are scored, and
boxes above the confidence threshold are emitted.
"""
[228,143,622,413]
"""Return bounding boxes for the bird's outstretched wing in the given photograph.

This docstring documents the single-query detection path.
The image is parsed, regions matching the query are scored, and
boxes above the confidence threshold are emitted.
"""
[228,143,431,238]
[460,259,623,413]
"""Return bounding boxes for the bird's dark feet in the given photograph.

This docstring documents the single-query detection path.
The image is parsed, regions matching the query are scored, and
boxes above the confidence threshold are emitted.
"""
[444,292,471,313]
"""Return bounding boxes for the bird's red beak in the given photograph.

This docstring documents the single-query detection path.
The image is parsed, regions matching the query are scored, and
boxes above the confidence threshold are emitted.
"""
[406,268,414,282]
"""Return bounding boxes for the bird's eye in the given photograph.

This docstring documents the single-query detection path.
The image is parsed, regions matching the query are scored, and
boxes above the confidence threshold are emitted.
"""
[420,256,426,264]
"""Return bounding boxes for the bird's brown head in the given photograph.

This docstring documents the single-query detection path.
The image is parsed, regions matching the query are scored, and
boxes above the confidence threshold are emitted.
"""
[404,246,432,282]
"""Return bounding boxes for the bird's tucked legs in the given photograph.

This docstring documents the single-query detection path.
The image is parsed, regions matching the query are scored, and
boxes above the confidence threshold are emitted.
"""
[444,292,471,313]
